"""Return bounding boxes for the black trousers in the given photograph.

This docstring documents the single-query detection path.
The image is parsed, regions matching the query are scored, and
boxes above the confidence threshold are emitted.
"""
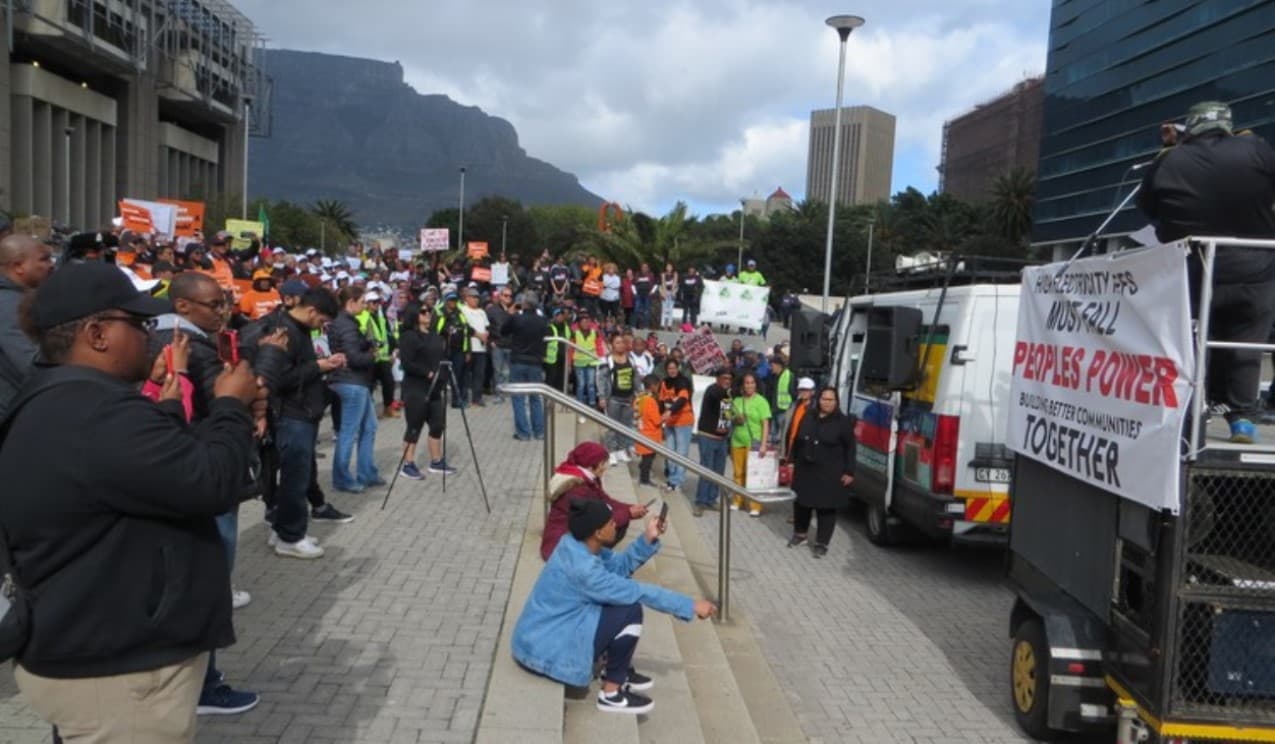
[1202,280,1275,421]
[793,503,836,546]
[373,359,396,409]
[402,378,446,444]
[545,361,569,394]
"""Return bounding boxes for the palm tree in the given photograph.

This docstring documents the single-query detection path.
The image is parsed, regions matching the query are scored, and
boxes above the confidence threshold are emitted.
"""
[989,167,1036,244]
[312,199,358,240]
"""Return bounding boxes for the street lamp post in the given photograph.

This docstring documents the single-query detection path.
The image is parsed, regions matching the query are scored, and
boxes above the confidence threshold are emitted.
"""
[501,215,509,257]
[737,199,746,269]
[865,218,875,294]
[457,167,467,252]
[821,14,866,313]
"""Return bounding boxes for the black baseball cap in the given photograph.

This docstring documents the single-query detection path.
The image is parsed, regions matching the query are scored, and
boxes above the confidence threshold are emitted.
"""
[31,261,171,331]
[279,279,308,297]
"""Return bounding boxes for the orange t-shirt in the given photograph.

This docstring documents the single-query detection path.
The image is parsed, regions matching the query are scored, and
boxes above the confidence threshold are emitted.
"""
[239,290,280,320]
[633,393,664,456]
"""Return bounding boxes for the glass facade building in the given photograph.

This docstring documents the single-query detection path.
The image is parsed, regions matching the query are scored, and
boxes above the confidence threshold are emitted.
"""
[1032,0,1275,249]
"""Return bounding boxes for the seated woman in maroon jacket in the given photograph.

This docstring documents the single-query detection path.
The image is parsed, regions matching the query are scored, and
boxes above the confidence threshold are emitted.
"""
[540,441,649,560]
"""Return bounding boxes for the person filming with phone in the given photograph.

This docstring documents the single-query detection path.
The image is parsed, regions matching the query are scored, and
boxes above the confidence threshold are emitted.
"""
[512,500,717,716]
[0,262,262,742]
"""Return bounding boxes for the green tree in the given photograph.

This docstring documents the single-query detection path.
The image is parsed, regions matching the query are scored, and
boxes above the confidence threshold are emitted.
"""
[989,167,1036,245]
[312,199,358,246]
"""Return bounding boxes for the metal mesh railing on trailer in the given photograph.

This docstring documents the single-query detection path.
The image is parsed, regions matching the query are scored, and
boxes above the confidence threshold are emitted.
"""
[1172,467,1275,720]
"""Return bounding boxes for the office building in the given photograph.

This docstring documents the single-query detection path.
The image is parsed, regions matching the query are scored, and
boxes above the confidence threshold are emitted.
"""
[805,105,895,206]
[1032,0,1275,254]
[940,76,1044,203]
[0,0,270,230]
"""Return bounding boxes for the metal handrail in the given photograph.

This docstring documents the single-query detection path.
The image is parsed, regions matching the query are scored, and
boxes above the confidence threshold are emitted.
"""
[500,381,794,622]
[1187,236,1275,460]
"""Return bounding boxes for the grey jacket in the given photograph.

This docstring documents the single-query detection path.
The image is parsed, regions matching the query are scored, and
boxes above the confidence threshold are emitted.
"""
[0,276,37,415]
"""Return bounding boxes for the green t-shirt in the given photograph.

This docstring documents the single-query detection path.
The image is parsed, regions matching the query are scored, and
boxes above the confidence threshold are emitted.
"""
[730,393,772,448]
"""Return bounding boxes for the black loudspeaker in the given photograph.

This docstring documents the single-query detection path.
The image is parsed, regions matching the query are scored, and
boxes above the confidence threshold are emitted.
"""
[789,309,828,369]
[862,306,922,389]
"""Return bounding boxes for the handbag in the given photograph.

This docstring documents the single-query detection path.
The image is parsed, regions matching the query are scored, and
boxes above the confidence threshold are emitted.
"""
[778,461,794,486]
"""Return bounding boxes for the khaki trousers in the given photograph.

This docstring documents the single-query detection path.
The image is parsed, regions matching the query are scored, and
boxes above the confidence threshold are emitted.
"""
[14,652,208,743]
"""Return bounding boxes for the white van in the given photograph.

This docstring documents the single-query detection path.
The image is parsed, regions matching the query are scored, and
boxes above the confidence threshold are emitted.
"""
[827,281,1021,545]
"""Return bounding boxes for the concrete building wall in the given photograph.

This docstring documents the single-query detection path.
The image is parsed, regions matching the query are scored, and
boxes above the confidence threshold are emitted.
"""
[939,77,1043,203]
[806,105,896,206]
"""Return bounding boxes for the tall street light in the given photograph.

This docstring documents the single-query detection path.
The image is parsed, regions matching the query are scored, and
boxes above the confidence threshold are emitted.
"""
[737,199,746,270]
[501,214,509,257]
[457,167,467,252]
[865,218,876,294]
[821,13,866,313]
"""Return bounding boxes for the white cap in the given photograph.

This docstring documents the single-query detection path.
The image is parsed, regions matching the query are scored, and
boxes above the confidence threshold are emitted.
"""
[797,377,816,390]
[365,290,381,301]
[319,273,333,283]
[271,246,285,255]
[336,270,350,280]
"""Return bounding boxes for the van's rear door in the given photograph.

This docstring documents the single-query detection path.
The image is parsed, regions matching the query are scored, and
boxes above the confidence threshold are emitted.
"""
[954,288,1015,530]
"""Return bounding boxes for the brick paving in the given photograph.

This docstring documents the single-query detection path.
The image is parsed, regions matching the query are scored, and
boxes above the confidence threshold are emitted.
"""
[688,502,1034,744]
[0,400,538,744]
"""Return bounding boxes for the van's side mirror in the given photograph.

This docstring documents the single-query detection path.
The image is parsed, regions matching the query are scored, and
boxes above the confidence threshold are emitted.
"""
[861,306,922,390]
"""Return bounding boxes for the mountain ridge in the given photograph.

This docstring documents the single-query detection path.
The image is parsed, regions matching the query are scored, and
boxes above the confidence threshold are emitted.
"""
[247,49,603,228]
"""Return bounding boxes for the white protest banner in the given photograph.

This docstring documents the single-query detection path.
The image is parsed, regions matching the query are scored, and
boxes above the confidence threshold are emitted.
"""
[699,280,770,331]
[420,228,449,252]
[490,262,510,286]
[679,326,728,375]
[121,198,178,236]
[398,248,415,262]
[1006,244,1193,513]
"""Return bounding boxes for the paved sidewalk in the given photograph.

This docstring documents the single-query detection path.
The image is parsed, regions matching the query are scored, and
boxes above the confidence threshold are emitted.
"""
[0,400,539,744]
[687,501,1032,744]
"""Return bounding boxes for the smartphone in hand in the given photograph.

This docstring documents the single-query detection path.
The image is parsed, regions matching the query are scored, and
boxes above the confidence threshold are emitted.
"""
[658,501,669,529]
[217,329,240,366]
[163,344,175,375]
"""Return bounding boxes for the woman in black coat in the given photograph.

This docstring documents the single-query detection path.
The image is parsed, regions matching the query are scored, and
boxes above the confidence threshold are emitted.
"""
[787,386,855,558]
[396,302,456,479]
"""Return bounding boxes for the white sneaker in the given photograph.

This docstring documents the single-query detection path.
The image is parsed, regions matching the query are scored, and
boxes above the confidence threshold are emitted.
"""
[618,450,633,463]
[267,531,320,548]
[274,537,324,559]
[609,452,620,467]
[231,589,252,610]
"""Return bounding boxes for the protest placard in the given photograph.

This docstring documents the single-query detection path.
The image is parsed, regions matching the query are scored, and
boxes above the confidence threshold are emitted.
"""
[224,219,265,251]
[678,326,728,375]
[699,280,770,331]
[158,199,205,237]
[467,242,489,259]
[1005,244,1193,512]
[420,228,449,252]
[120,199,178,236]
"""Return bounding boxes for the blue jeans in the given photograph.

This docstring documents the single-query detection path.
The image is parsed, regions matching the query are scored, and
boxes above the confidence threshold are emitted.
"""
[491,346,511,395]
[332,383,380,490]
[214,510,238,572]
[510,362,545,438]
[634,295,650,328]
[664,424,692,487]
[575,366,598,407]
[695,434,730,506]
[275,416,317,543]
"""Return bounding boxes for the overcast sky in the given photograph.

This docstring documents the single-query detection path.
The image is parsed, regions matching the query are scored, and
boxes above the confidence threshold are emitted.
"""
[234,0,1050,216]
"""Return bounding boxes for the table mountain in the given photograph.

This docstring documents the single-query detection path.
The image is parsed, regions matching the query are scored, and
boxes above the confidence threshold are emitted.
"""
[248,49,602,228]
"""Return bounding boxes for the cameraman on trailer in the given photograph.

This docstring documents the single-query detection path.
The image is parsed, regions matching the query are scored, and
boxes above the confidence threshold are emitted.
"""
[1138,101,1275,443]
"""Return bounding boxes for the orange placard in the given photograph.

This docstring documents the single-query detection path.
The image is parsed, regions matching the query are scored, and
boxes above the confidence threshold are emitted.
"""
[158,199,206,238]
[467,242,489,259]
[583,277,603,297]
[471,266,492,283]
[119,200,154,233]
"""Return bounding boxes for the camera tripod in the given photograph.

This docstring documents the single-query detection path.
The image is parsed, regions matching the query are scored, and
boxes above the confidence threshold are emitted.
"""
[381,360,491,513]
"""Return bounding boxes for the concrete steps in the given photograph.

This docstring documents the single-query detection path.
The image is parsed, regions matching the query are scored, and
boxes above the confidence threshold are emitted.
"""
[478,407,805,744]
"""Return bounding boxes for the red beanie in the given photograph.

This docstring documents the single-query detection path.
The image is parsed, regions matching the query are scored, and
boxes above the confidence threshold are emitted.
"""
[566,441,608,469]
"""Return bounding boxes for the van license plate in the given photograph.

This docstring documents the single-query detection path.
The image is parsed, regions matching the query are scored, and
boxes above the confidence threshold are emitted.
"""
[975,467,1010,484]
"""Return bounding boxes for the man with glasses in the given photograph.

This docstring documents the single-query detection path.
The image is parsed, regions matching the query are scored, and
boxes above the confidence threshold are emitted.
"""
[152,272,261,715]
[0,261,262,741]
[486,287,517,404]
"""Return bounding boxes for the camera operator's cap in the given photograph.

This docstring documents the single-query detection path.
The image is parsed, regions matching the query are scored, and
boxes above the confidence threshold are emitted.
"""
[568,499,613,541]
[31,261,171,331]
[279,279,308,297]
[797,377,816,390]
[1186,101,1233,136]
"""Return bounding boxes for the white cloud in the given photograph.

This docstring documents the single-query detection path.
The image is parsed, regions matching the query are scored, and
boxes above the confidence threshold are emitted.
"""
[234,0,1049,214]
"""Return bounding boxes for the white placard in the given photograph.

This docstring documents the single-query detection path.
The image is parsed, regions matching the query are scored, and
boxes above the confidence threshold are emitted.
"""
[420,228,450,252]
[698,280,770,331]
[1006,244,1194,513]
[121,198,177,236]
[490,262,510,286]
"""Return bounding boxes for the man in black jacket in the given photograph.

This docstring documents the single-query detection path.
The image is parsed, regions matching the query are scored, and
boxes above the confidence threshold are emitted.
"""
[502,292,548,440]
[151,271,262,714]
[262,287,348,558]
[0,261,260,741]
[1138,101,1275,442]
[0,234,54,416]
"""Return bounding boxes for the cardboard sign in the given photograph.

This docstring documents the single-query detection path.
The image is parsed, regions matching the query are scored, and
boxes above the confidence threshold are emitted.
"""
[118,200,154,234]
[471,266,492,283]
[699,280,770,331]
[467,242,489,259]
[1006,244,1193,513]
[120,199,177,236]
[420,228,450,252]
[158,199,205,237]
[678,326,729,376]
[224,219,265,251]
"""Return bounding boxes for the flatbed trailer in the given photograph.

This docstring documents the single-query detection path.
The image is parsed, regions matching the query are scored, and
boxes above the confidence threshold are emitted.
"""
[1007,237,1275,743]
